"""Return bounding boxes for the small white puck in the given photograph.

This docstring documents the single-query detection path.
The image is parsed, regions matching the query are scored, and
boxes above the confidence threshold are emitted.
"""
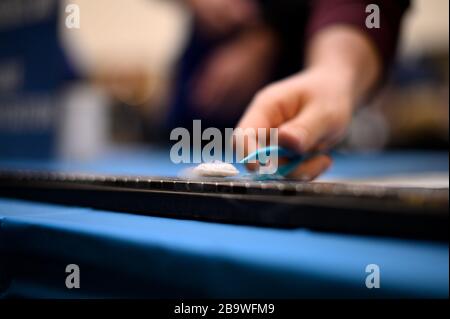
[193,161,239,177]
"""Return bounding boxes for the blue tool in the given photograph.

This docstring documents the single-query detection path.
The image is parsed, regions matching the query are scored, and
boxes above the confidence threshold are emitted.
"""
[239,145,315,177]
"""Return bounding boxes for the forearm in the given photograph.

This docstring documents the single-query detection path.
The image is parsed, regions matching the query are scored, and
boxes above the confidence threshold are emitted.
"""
[306,25,382,107]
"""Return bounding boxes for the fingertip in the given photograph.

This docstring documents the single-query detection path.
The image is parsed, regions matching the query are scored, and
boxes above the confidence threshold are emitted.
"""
[278,125,310,154]
[315,155,333,178]
[245,162,259,172]
[287,154,333,181]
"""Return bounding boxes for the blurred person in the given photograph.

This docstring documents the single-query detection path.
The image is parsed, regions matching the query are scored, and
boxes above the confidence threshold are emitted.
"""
[169,0,306,128]
[168,0,409,180]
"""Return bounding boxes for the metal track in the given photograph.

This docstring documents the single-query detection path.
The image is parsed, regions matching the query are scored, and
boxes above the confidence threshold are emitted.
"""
[0,169,448,240]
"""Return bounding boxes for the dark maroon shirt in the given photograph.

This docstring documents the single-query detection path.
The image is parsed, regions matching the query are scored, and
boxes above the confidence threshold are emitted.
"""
[262,0,410,74]
[307,0,410,70]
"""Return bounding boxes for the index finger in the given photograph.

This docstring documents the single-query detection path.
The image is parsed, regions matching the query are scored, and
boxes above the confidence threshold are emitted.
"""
[237,75,306,130]
[235,77,306,158]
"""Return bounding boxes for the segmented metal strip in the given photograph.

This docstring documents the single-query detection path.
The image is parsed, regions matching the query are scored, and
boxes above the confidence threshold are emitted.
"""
[0,169,447,206]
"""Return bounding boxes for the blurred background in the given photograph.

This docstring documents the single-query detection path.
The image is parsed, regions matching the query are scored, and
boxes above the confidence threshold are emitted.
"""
[0,0,448,162]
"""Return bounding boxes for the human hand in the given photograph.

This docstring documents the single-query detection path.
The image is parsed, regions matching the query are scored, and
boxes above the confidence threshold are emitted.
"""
[235,67,354,180]
[235,26,381,180]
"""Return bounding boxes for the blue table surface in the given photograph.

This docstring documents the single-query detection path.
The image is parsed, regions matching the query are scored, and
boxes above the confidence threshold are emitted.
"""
[0,149,448,298]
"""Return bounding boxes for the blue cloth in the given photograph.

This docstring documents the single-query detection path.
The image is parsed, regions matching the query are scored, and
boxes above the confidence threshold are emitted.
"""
[0,150,448,298]
[0,0,79,159]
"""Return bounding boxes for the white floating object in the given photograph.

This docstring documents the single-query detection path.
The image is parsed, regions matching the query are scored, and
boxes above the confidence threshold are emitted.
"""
[193,161,239,177]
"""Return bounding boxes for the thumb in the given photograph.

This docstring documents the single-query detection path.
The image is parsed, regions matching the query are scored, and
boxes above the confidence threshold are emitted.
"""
[278,104,330,153]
